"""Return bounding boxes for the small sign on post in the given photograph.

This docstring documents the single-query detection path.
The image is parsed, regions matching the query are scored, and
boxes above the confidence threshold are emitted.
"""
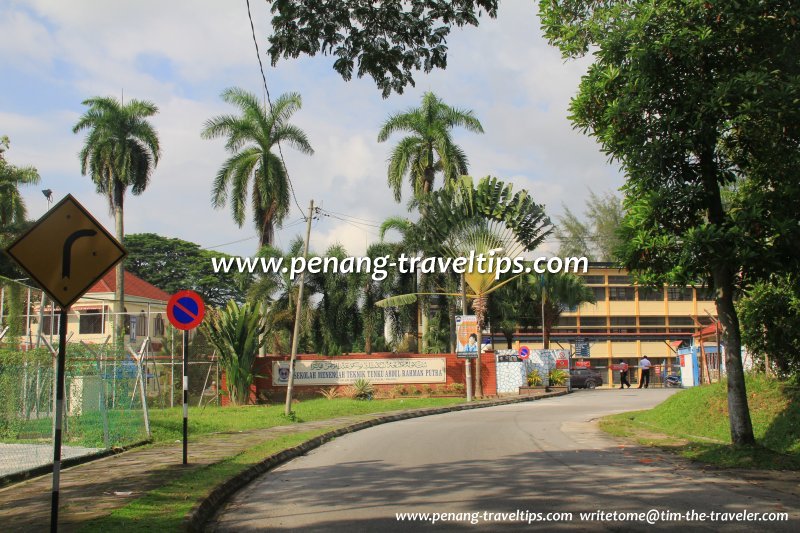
[166,290,205,465]
[4,194,126,533]
[455,315,479,359]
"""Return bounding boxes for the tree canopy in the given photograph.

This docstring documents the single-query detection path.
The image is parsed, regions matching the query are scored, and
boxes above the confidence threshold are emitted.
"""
[541,0,800,445]
[556,190,623,262]
[267,0,499,97]
[123,233,252,308]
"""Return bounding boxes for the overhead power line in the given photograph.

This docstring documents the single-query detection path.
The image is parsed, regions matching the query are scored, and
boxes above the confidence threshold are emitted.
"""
[245,0,305,218]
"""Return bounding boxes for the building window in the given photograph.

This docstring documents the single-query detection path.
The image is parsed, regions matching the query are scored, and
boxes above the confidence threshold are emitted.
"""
[669,316,697,326]
[607,275,632,285]
[592,287,607,301]
[580,317,607,328]
[582,275,605,285]
[609,287,635,300]
[610,316,636,326]
[667,287,693,301]
[153,314,165,336]
[41,312,60,336]
[639,316,666,326]
[696,287,715,301]
[79,309,104,334]
[557,317,577,327]
[638,287,664,301]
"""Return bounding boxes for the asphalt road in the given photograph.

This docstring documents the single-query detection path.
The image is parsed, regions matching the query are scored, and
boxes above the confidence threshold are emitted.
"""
[210,390,799,532]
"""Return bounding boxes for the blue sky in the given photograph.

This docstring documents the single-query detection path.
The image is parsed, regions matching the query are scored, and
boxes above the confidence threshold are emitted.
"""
[1,0,622,257]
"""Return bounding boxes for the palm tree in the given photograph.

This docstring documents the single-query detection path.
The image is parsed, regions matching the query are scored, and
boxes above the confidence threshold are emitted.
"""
[378,92,483,203]
[378,176,553,395]
[73,97,160,340]
[202,88,313,248]
[533,273,595,349]
[0,136,40,228]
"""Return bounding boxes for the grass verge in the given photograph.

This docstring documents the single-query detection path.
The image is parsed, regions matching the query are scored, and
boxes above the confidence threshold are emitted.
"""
[77,427,333,532]
[148,397,464,444]
[600,374,800,469]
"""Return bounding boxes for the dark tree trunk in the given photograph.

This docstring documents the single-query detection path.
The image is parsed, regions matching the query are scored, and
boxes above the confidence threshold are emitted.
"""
[699,137,755,446]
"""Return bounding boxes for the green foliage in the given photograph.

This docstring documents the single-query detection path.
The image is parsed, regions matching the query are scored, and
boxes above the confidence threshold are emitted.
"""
[124,233,252,307]
[0,135,40,227]
[349,378,374,401]
[200,301,267,406]
[548,368,568,386]
[738,276,800,378]
[202,88,313,247]
[532,272,595,348]
[489,276,539,348]
[319,387,340,400]
[539,0,800,445]
[378,92,483,203]
[556,190,623,262]
[526,369,543,387]
[451,382,465,394]
[603,375,800,468]
[267,1,499,97]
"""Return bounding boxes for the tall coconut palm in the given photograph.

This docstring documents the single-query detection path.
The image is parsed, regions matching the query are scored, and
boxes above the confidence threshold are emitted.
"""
[378,91,483,203]
[73,97,160,340]
[202,88,313,248]
[0,136,40,228]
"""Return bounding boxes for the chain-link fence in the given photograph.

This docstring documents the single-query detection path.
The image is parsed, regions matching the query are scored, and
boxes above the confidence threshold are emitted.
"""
[0,343,149,479]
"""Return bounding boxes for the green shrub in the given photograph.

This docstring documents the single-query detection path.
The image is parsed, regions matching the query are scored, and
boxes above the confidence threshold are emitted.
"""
[548,368,568,386]
[319,387,340,400]
[526,369,543,386]
[451,383,465,394]
[350,378,374,400]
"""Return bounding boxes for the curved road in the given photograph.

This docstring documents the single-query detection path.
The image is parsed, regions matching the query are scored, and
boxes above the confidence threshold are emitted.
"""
[211,390,799,531]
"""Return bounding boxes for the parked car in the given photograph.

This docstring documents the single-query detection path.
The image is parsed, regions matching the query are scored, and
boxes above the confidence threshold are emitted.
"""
[570,368,603,389]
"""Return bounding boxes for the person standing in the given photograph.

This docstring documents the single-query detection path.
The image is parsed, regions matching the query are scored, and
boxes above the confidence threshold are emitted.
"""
[638,355,652,388]
[619,360,631,389]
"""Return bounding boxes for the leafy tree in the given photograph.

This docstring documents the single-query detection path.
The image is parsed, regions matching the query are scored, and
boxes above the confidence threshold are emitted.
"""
[556,190,623,262]
[541,0,800,445]
[123,233,251,307]
[267,0,500,97]
[202,88,314,248]
[200,300,267,405]
[488,276,538,348]
[738,276,800,379]
[73,97,161,341]
[378,91,483,203]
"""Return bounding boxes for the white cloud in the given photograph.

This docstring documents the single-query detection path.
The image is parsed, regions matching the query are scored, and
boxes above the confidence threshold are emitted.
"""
[5,0,623,261]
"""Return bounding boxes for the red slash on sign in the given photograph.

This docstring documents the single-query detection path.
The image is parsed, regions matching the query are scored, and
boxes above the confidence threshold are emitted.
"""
[167,290,205,330]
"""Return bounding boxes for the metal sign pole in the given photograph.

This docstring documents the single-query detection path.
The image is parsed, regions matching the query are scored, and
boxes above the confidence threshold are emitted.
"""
[182,329,189,465]
[50,307,68,532]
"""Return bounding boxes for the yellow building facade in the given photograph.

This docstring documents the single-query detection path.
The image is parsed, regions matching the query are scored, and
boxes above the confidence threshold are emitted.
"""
[513,263,717,385]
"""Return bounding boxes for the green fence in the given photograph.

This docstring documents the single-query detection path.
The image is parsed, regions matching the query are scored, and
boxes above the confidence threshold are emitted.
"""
[0,344,149,478]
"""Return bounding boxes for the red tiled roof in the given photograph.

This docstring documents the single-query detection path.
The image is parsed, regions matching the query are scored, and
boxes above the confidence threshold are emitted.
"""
[87,270,170,302]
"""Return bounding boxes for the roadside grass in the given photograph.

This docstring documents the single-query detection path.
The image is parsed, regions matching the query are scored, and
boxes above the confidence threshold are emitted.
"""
[601,374,800,469]
[77,428,333,533]
[74,397,465,531]
[149,397,464,443]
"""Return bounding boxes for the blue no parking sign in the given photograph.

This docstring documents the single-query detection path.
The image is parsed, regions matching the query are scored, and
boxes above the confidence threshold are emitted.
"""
[167,290,205,331]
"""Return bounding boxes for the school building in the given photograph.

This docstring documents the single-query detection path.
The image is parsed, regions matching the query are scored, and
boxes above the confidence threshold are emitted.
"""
[510,263,718,385]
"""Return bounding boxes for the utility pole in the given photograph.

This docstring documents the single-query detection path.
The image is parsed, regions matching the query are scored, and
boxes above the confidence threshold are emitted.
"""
[461,273,472,402]
[285,199,314,416]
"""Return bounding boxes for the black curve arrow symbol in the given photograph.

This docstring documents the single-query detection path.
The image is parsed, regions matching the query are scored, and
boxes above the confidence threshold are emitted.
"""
[62,229,97,279]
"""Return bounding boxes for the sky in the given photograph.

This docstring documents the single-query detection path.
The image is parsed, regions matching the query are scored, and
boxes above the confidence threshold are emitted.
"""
[0,0,622,258]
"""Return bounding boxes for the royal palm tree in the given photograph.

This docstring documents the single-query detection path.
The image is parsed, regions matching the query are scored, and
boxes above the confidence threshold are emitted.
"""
[378,92,483,204]
[73,97,160,340]
[202,88,313,248]
[0,136,40,228]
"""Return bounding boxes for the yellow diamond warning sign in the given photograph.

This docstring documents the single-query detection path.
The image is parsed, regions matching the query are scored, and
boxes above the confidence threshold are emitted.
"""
[5,194,126,309]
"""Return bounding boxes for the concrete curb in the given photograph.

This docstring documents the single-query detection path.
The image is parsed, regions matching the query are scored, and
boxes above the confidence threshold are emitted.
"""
[183,390,568,532]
